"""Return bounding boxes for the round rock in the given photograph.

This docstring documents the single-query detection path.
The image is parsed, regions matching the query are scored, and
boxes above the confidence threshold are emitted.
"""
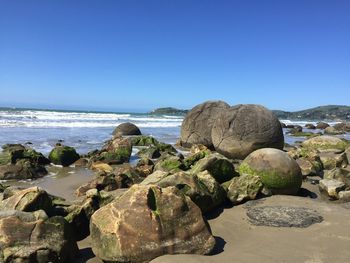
[112,122,141,136]
[246,206,323,227]
[211,104,284,159]
[180,100,230,148]
[239,148,302,195]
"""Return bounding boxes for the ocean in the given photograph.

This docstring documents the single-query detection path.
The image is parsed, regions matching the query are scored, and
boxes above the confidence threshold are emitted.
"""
[0,108,349,156]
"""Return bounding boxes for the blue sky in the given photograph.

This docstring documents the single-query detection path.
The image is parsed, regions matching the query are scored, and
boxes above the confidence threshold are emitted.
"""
[0,0,349,112]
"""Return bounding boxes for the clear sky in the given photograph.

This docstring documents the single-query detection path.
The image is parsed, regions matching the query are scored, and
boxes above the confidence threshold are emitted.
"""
[0,0,349,112]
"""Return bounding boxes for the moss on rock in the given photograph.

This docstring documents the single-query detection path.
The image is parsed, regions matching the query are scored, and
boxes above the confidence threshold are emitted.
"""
[239,148,302,195]
[49,146,80,167]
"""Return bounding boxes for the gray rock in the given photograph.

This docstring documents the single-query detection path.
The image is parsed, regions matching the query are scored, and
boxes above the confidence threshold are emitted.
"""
[319,179,346,199]
[212,104,284,159]
[246,206,323,227]
[180,100,230,148]
[112,122,141,136]
[338,190,350,202]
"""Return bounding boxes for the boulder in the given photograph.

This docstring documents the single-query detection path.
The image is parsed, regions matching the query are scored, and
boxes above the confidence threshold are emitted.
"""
[211,104,284,159]
[296,158,322,177]
[190,153,237,183]
[0,160,48,180]
[0,144,50,166]
[135,158,154,177]
[302,136,348,152]
[0,187,53,215]
[112,122,141,136]
[140,170,169,185]
[323,168,350,186]
[137,146,161,159]
[319,179,346,199]
[90,184,216,263]
[289,125,303,134]
[0,145,49,180]
[319,152,348,170]
[156,171,226,213]
[180,100,230,148]
[0,211,78,262]
[99,136,132,164]
[333,122,350,132]
[49,145,80,166]
[226,174,263,204]
[316,122,330,129]
[239,148,302,195]
[324,126,345,135]
[154,155,185,173]
[305,123,316,129]
[183,149,211,170]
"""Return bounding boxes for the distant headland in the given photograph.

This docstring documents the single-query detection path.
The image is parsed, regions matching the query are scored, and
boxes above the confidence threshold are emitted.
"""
[150,105,350,120]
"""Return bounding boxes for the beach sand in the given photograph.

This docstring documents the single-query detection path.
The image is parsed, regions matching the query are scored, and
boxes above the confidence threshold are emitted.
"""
[76,181,350,263]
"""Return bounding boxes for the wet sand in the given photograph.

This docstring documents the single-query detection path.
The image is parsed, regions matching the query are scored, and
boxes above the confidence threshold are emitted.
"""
[77,181,350,263]
[5,166,95,201]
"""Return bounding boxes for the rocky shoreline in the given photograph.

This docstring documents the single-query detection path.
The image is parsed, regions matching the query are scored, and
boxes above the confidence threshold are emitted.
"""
[1,101,350,263]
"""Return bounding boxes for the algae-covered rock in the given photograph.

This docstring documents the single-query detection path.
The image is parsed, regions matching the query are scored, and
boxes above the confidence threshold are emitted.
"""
[302,135,348,152]
[0,144,49,180]
[130,135,159,146]
[49,145,80,166]
[226,174,263,204]
[191,153,237,183]
[137,146,161,159]
[0,211,78,262]
[154,155,185,173]
[324,126,345,135]
[0,160,48,180]
[183,149,211,170]
[0,186,53,215]
[319,152,348,170]
[156,171,226,213]
[90,184,215,263]
[239,148,302,195]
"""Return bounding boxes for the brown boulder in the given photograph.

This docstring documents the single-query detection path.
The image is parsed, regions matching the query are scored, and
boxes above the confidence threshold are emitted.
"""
[212,104,284,159]
[180,100,230,148]
[90,184,215,262]
[112,122,142,136]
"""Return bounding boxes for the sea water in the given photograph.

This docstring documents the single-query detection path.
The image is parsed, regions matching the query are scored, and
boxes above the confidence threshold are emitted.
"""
[0,108,349,155]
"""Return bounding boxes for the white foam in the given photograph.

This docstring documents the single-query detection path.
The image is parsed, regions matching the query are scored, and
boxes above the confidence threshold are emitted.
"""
[0,110,183,128]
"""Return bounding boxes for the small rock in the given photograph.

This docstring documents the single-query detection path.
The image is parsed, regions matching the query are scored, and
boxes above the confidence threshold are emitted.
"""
[319,179,346,199]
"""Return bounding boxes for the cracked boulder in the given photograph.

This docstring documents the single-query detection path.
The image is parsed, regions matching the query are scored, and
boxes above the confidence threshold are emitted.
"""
[0,210,78,263]
[180,100,230,149]
[90,184,215,263]
[211,104,284,159]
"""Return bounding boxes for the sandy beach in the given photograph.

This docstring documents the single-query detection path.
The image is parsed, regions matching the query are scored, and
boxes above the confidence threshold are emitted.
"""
[75,181,350,263]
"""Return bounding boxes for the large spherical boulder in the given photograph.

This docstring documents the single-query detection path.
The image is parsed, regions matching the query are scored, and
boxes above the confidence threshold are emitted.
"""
[239,148,302,195]
[180,101,230,148]
[211,104,284,159]
[112,122,141,136]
